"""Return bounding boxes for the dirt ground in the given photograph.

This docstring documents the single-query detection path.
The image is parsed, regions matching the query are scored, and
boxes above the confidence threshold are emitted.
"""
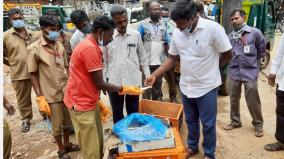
[4,33,284,159]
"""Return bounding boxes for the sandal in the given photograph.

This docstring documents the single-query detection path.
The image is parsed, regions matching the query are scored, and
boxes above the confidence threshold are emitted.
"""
[255,129,264,137]
[64,143,80,153]
[223,123,242,130]
[185,148,199,158]
[21,121,31,132]
[264,142,284,151]
[57,150,71,159]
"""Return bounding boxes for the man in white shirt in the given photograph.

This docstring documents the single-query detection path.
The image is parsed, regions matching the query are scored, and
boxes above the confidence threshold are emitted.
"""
[70,10,92,50]
[264,34,284,151]
[145,0,232,158]
[105,5,150,123]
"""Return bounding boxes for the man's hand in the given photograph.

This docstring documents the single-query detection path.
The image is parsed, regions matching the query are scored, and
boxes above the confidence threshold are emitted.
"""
[4,102,15,116]
[144,75,156,87]
[98,100,111,123]
[36,96,51,116]
[268,74,276,87]
[119,86,142,95]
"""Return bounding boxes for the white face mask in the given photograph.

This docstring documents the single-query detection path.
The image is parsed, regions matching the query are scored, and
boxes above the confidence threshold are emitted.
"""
[98,31,104,46]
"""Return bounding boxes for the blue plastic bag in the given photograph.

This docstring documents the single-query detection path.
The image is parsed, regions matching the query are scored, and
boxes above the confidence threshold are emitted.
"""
[113,113,168,143]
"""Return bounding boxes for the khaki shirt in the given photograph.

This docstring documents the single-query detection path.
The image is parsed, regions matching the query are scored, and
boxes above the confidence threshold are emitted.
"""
[3,27,35,81]
[27,36,69,103]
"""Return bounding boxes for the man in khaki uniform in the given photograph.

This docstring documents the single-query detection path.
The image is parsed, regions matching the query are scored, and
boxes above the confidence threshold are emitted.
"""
[3,8,35,132]
[27,15,79,159]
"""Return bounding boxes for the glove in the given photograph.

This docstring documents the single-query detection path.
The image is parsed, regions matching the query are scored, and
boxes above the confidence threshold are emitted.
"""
[119,86,142,95]
[98,100,111,123]
[36,96,51,116]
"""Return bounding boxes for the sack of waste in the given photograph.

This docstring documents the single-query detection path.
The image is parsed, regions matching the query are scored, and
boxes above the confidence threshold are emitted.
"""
[113,113,168,143]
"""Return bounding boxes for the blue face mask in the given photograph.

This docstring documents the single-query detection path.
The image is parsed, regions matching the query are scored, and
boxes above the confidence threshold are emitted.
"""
[162,17,170,23]
[46,31,60,41]
[12,19,25,28]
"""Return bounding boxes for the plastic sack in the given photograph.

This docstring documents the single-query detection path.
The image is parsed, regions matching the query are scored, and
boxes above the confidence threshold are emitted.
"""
[113,113,168,143]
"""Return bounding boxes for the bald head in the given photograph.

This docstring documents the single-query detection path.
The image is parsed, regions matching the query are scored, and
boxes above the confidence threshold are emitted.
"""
[149,1,160,9]
[148,1,161,22]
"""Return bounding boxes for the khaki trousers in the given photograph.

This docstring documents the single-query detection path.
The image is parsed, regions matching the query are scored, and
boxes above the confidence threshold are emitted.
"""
[228,78,263,129]
[69,105,103,159]
[49,102,71,136]
[3,119,12,159]
[12,79,33,121]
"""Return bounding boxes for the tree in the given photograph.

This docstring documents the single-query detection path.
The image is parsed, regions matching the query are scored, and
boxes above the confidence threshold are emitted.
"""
[221,0,242,33]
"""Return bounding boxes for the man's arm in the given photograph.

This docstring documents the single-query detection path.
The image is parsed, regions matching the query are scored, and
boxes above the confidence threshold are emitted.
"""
[219,49,233,67]
[3,39,10,66]
[30,72,43,96]
[153,55,177,78]
[269,34,284,86]
[255,29,267,59]
[138,25,145,41]
[90,70,122,92]
[136,33,150,76]
[145,55,178,86]
[4,96,15,115]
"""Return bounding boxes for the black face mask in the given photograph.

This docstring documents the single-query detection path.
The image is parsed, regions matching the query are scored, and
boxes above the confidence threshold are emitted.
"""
[150,13,160,21]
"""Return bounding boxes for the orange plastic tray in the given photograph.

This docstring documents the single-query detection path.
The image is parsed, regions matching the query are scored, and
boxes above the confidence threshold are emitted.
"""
[116,128,185,159]
[139,99,183,129]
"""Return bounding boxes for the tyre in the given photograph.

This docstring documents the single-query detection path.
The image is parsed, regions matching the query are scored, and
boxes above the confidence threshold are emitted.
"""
[259,50,270,70]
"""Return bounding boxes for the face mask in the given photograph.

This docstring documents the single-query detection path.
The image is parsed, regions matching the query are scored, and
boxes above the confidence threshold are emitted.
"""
[81,23,92,34]
[162,17,170,23]
[182,26,192,34]
[150,13,160,21]
[46,31,60,41]
[98,31,104,46]
[12,19,25,28]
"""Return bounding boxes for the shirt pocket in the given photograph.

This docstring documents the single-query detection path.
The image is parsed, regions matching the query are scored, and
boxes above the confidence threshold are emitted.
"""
[127,44,138,59]
[242,44,258,68]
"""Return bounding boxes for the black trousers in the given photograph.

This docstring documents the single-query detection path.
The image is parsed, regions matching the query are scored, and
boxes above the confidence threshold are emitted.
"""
[142,65,163,101]
[276,87,284,143]
[108,92,139,123]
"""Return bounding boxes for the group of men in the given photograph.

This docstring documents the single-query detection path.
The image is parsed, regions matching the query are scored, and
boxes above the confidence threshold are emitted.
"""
[3,0,284,159]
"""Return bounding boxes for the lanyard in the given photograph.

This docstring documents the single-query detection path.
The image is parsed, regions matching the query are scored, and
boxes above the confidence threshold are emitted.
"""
[151,23,159,37]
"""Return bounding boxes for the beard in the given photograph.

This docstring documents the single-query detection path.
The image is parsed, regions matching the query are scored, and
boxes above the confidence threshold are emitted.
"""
[150,13,160,21]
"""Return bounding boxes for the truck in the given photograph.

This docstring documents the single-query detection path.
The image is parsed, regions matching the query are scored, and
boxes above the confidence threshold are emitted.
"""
[216,0,276,95]
[3,3,75,32]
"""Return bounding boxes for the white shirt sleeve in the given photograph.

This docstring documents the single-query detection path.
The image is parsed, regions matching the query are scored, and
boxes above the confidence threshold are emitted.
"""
[168,32,179,56]
[270,34,284,74]
[213,24,232,53]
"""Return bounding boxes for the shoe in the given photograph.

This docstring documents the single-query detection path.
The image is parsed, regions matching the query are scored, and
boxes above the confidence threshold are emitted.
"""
[185,148,199,159]
[255,129,263,137]
[223,123,242,130]
[264,142,284,151]
[21,121,31,132]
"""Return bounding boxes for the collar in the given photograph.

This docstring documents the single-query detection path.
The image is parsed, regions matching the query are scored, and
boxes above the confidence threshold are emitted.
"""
[241,24,252,33]
[193,16,206,32]
[146,18,162,26]
[113,28,131,37]
[86,34,102,53]
[10,27,33,38]
[40,35,59,48]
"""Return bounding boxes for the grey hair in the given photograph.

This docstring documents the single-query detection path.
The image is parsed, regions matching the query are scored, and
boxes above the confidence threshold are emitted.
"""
[110,5,127,18]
